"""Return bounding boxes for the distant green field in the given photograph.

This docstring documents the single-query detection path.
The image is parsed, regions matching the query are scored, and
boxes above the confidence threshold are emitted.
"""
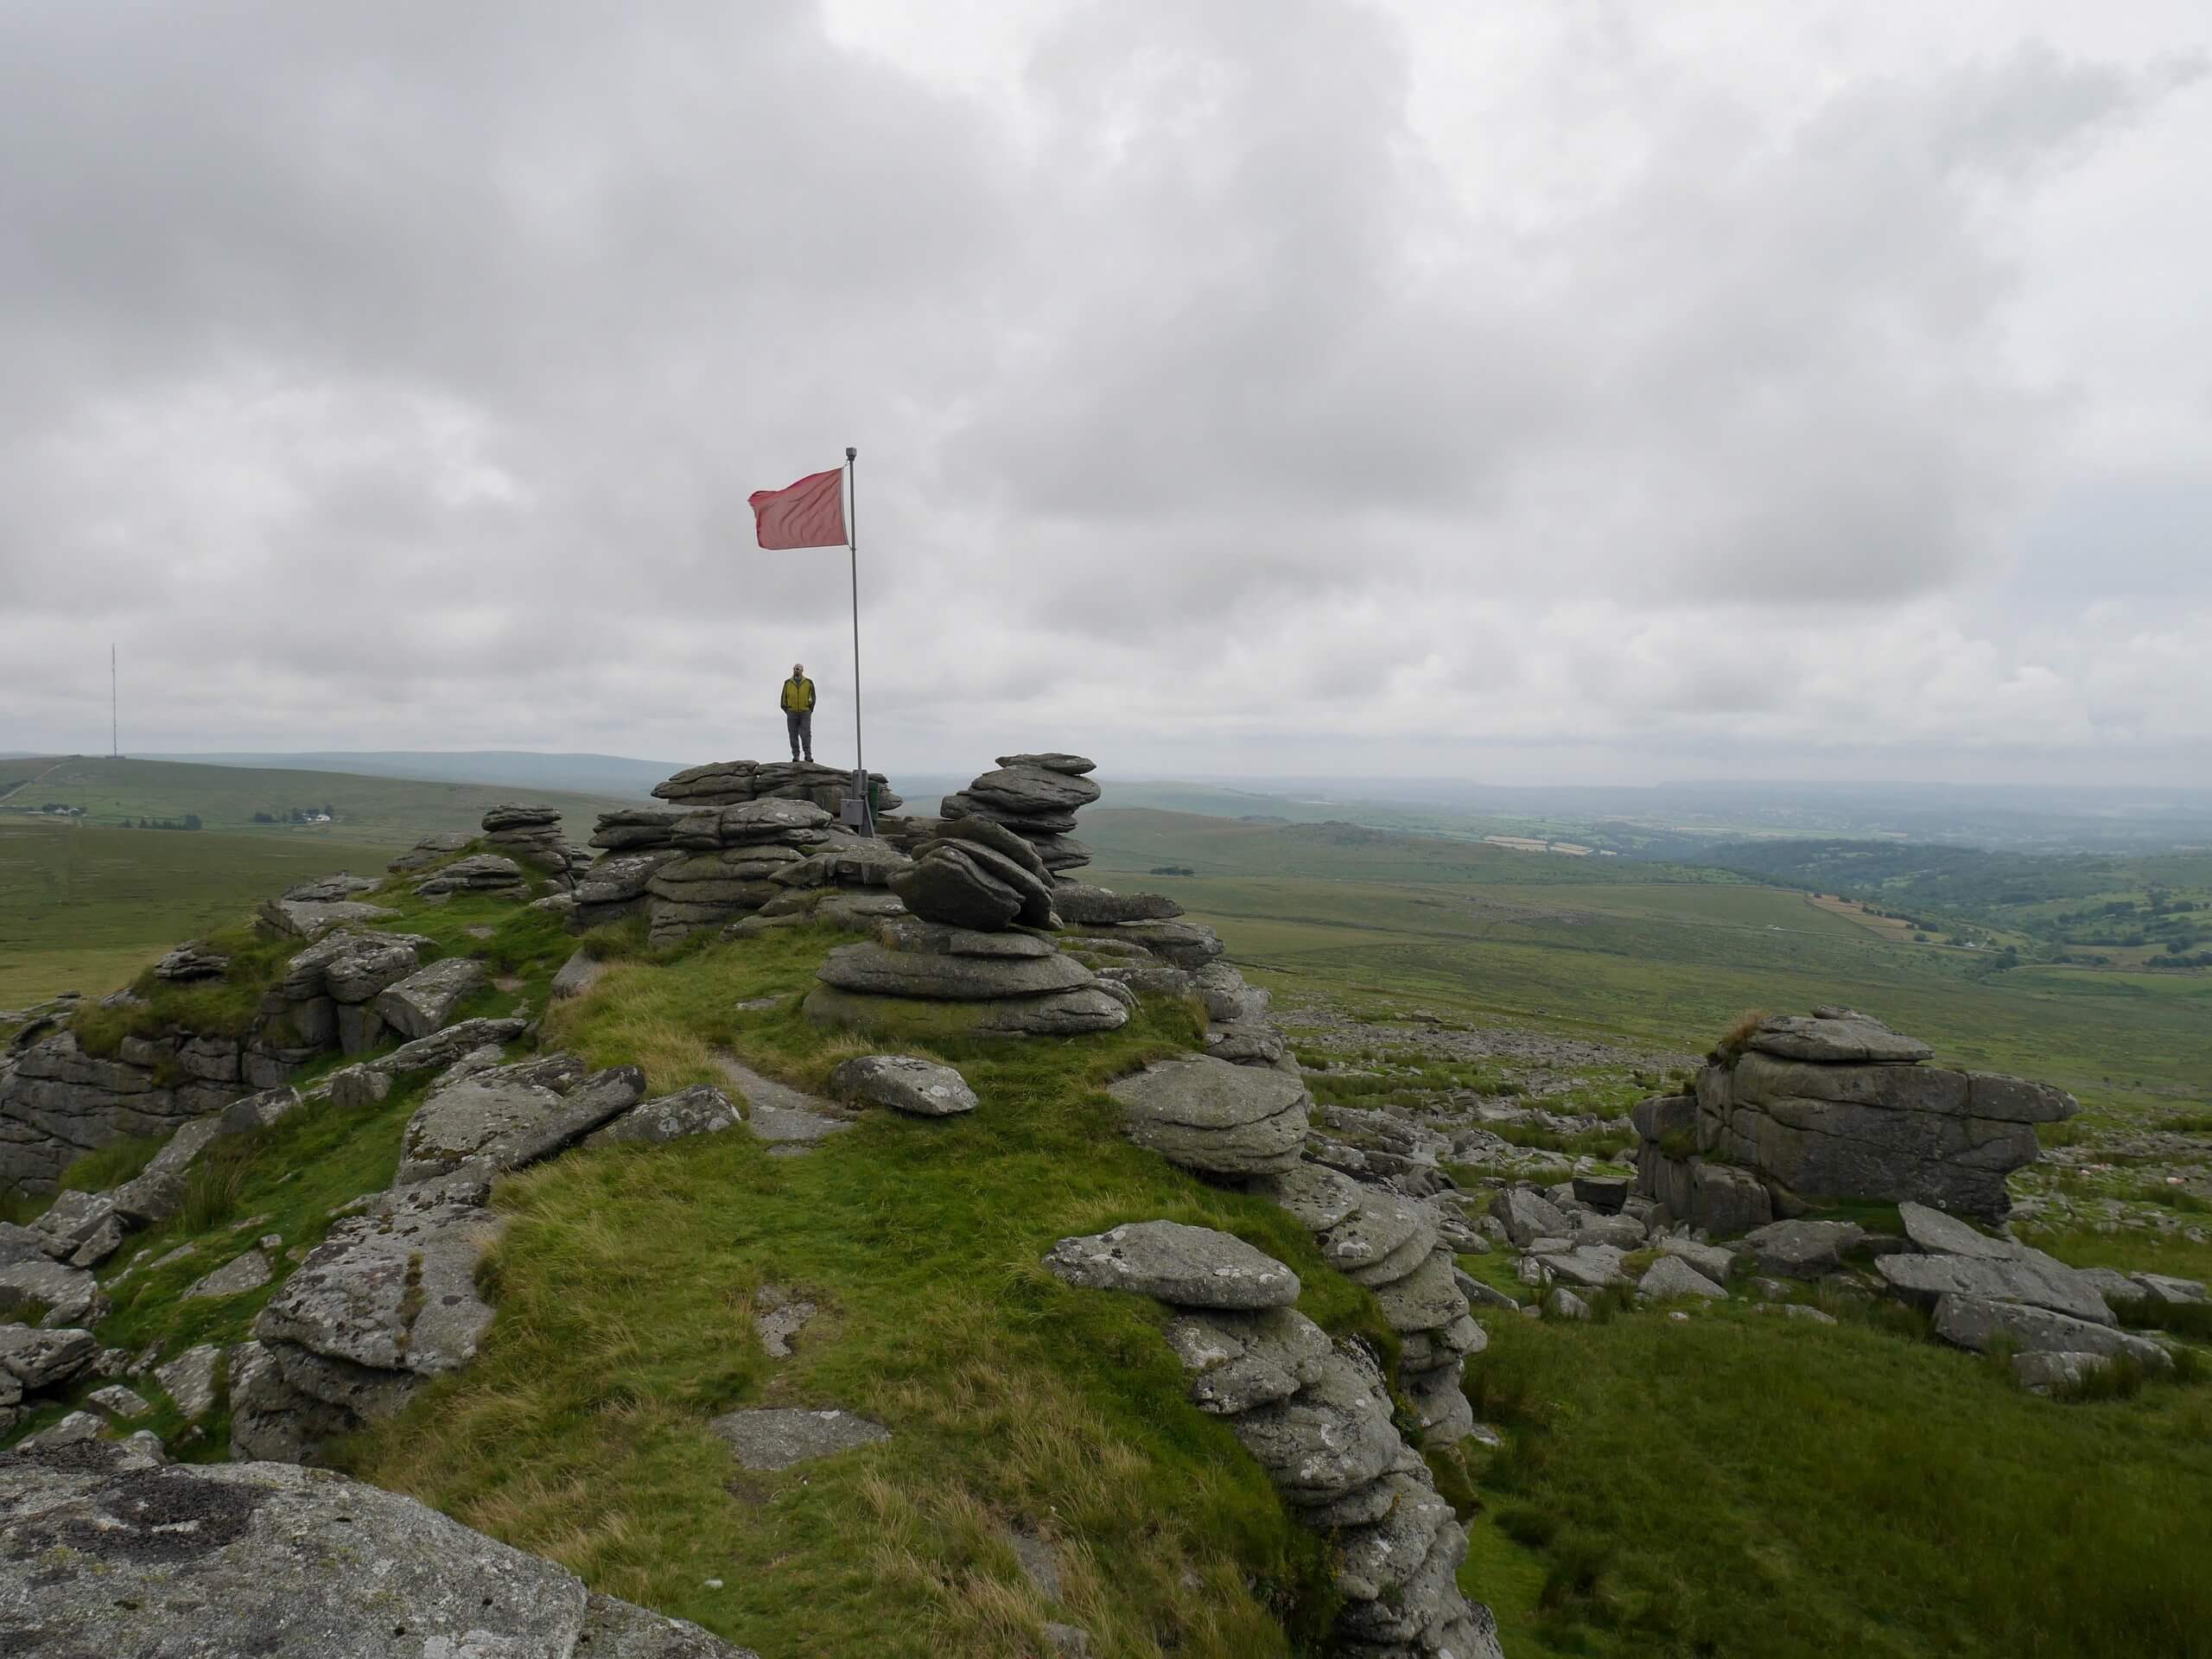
[1,755,630,846]
[1084,810,2210,1116]
[0,819,390,1005]
[1083,808,1731,887]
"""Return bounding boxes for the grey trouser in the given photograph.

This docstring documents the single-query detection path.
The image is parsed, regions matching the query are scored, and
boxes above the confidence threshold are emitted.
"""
[786,711,812,760]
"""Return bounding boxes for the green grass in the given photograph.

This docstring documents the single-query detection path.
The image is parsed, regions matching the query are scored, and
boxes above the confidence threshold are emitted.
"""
[343,926,1401,1656]
[3,754,627,844]
[0,818,395,1005]
[1460,1301,2212,1658]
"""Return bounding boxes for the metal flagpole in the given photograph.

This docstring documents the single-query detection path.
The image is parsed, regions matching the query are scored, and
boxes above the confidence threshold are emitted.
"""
[845,445,870,836]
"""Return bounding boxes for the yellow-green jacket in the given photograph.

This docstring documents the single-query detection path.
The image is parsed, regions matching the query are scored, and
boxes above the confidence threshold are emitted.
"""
[780,676,816,714]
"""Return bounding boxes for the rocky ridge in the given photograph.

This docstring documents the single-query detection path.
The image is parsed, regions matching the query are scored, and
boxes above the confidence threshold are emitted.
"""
[1046,1221,1503,1658]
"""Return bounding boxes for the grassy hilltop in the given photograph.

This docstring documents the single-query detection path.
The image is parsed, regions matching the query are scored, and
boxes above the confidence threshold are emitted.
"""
[7,836,2208,1658]
[6,766,2209,1656]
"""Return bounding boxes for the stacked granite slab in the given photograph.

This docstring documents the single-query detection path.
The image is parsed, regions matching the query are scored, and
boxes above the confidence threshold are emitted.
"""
[480,803,589,881]
[805,818,1128,1037]
[1045,1223,1503,1659]
[939,753,1100,874]
[1257,1161,1484,1444]
[413,853,528,900]
[747,838,914,933]
[645,799,836,948]
[1635,1007,2076,1225]
[654,759,901,817]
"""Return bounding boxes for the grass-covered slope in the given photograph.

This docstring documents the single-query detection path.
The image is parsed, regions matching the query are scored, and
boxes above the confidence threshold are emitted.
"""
[0,818,391,1005]
[13,830,2210,1659]
[1465,1301,2212,1658]
[346,926,1394,1657]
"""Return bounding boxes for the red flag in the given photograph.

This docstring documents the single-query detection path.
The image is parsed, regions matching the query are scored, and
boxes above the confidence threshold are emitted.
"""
[748,467,848,550]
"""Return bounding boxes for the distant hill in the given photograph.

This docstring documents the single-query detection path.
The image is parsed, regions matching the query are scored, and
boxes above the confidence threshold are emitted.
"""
[1,756,632,847]
[158,749,679,799]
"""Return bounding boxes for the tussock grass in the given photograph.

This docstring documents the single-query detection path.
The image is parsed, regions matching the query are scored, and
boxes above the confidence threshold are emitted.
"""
[53,1133,166,1194]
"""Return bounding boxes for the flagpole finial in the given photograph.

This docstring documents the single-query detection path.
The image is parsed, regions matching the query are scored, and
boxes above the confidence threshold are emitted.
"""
[845,445,856,461]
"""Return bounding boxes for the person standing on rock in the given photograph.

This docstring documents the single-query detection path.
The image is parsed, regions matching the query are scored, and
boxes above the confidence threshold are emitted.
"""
[780,663,817,763]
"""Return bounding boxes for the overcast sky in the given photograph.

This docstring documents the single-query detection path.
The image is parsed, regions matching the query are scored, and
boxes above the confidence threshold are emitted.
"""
[3,1,2207,785]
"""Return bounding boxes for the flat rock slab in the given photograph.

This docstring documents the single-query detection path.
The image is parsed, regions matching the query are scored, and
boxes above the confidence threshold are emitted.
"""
[817,940,1090,1001]
[710,1407,890,1471]
[1740,1218,1865,1279]
[258,898,401,940]
[181,1249,274,1301]
[715,1055,856,1148]
[397,1056,645,1185]
[1934,1294,2169,1366]
[1898,1201,2019,1259]
[800,982,1129,1039]
[1745,1009,1933,1064]
[1046,1221,1300,1309]
[1,1324,98,1390]
[1877,1250,2113,1325]
[829,1054,978,1117]
[1052,882,1182,926]
[584,1084,744,1148]
[0,1442,757,1657]
[1640,1255,1726,1300]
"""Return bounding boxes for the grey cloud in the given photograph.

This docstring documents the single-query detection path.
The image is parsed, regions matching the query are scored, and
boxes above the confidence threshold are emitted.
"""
[0,0,2206,781]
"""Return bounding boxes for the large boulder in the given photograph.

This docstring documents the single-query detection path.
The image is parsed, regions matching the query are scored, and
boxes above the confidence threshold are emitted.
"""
[829,1055,978,1117]
[1642,1011,2077,1223]
[0,1441,758,1657]
[1107,1055,1309,1178]
[963,764,1103,816]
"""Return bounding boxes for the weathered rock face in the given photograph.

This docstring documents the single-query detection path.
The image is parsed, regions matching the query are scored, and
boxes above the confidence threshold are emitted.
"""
[0,1441,760,1657]
[244,1172,504,1459]
[1044,1224,1503,1659]
[1,1035,171,1197]
[1631,1008,2075,1225]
